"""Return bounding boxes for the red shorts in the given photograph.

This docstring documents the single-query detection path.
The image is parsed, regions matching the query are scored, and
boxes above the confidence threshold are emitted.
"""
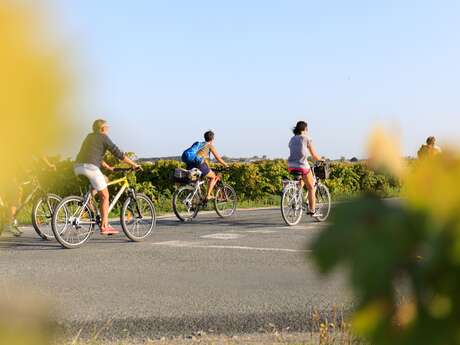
[288,167,310,177]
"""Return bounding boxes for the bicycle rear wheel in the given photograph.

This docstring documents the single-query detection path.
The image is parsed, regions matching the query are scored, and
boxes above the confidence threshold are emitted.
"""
[281,185,303,226]
[32,193,61,240]
[214,183,237,218]
[52,196,95,249]
[121,193,156,241]
[172,185,200,222]
[313,183,331,222]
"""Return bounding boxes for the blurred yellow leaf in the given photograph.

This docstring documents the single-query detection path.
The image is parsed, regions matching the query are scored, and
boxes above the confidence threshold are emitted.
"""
[403,151,460,225]
[0,2,69,192]
[429,295,452,319]
[367,126,406,179]
[395,301,416,328]
[352,301,387,335]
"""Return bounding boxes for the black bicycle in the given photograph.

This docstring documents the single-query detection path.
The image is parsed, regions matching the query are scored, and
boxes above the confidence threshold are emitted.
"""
[172,166,237,222]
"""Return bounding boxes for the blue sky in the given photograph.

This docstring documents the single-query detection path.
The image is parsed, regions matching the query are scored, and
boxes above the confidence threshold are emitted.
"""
[47,0,459,159]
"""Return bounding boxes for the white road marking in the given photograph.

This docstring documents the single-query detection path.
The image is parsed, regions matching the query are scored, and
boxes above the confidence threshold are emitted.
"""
[200,233,243,240]
[151,240,310,253]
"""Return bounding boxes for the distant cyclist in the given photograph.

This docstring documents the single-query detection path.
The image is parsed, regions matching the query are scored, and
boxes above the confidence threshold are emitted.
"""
[417,136,442,159]
[74,119,140,235]
[182,131,229,201]
[287,121,322,217]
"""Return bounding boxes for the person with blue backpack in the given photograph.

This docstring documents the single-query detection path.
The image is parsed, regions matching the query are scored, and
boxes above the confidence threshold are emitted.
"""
[182,131,229,201]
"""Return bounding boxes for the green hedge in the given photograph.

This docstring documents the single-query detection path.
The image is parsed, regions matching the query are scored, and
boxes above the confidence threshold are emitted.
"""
[38,159,400,208]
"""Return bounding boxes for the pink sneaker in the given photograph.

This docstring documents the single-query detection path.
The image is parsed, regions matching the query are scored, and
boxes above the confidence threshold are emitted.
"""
[100,226,119,235]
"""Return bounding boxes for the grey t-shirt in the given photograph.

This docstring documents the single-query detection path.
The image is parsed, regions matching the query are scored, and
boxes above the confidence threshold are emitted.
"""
[287,135,312,169]
[75,133,124,168]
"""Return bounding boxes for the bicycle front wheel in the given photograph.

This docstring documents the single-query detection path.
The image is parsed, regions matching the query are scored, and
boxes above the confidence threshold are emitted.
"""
[32,193,62,240]
[313,183,331,222]
[172,185,200,222]
[121,193,156,241]
[52,196,95,249]
[281,186,303,226]
[214,183,237,218]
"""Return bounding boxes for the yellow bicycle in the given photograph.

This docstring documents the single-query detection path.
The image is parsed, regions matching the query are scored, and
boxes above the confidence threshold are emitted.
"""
[51,168,156,249]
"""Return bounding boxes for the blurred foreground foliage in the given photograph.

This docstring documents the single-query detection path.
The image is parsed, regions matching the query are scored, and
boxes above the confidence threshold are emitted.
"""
[312,152,460,345]
[0,2,69,193]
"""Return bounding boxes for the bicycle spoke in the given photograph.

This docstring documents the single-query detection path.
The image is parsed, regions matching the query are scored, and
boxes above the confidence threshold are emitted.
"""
[122,194,156,241]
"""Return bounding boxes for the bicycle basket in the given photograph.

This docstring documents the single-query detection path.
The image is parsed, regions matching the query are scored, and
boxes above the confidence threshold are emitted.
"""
[313,162,329,180]
[188,168,201,182]
[172,168,190,184]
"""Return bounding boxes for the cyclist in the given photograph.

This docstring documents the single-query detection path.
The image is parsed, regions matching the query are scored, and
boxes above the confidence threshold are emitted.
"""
[417,136,442,159]
[1,156,56,236]
[183,131,229,201]
[74,119,140,235]
[287,121,322,217]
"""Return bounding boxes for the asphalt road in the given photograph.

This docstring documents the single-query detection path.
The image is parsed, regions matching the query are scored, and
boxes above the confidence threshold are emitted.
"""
[0,208,350,338]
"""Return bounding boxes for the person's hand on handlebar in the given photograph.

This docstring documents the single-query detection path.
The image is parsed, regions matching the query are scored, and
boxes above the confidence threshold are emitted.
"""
[102,161,115,172]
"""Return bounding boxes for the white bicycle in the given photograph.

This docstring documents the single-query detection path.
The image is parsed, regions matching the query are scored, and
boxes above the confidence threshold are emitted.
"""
[280,162,331,226]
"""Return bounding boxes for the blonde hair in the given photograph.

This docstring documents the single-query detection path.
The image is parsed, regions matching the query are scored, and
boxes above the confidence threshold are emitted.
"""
[92,119,107,133]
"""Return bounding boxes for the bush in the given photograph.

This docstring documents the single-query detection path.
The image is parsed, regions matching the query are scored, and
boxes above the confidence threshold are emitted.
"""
[29,158,400,215]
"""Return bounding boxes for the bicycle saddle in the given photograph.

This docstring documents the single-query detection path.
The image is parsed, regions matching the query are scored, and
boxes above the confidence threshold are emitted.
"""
[289,171,303,181]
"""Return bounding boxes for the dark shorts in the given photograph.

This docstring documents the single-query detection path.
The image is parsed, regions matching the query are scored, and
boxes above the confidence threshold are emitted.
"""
[187,162,211,177]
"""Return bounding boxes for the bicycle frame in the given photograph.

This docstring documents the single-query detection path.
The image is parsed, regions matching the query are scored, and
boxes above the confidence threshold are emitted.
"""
[15,181,41,216]
[78,176,132,222]
[187,180,206,203]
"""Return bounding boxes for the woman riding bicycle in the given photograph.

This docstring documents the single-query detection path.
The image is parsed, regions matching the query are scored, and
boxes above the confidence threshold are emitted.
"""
[74,119,140,235]
[287,121,322,217]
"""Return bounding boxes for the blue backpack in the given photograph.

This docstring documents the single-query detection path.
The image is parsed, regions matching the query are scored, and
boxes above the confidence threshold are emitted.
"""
[181,141,206,166]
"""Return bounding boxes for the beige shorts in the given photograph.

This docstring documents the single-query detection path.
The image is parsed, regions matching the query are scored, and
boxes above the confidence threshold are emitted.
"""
[74,164,107,192]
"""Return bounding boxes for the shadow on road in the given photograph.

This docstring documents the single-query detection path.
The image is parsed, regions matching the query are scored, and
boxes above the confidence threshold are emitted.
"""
[0,234,131,251]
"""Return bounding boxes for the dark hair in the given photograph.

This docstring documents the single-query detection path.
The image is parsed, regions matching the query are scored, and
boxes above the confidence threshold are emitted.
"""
[426,136,436,145]
[293,121,308,135]
[92,119,107,133]
[204,130,215,142]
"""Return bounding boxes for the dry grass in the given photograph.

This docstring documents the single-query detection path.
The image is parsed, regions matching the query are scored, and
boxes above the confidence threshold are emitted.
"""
[64,332,354,345]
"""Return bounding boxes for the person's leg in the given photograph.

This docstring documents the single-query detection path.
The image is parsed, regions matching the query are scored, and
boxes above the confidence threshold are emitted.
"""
[303,171,316,213]
[98,187,110,229]
[206,171,218,200]
[7,184,23,235]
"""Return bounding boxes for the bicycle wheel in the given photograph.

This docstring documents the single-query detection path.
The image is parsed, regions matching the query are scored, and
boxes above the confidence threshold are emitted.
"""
[313,183,331,222]
[32,193,61,240]
[281,185,303,226]
[52,196,95,249]
[214,183,237,218]
[121,193,156,241]
[172,185,200,222]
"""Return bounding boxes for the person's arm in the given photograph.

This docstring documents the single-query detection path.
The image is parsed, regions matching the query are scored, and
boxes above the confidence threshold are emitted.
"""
[122,156,141,170]
[101,161,114,172]
[210,146,229,167]
[41,156,56,171]
[305,138,322,162]
[105,136,140,169]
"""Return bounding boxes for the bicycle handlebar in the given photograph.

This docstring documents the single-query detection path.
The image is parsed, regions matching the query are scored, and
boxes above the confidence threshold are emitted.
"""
[113,166,142,173]
[212,166,230,173]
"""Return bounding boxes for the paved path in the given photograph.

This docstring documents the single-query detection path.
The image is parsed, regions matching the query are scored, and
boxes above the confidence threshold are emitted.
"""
[0,209,349,338]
